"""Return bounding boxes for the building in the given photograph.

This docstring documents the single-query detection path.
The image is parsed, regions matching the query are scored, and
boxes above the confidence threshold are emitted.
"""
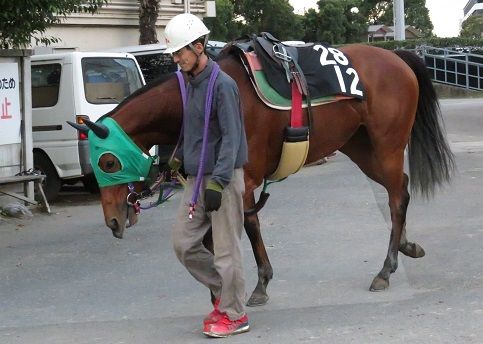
[463,0,483,38]
[367,25,423,42]
[367,25,393,42]
[38,0,215,51]
[464,0,483,19]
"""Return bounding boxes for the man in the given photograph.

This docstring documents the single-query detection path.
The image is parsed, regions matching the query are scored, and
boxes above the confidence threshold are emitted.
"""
[163,13,249,338]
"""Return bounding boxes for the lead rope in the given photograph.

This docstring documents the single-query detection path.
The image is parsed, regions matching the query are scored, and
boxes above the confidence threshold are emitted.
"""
[175,64,221,219]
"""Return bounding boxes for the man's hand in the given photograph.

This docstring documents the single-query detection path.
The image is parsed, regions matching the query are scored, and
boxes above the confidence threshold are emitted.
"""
[205,180,223,212]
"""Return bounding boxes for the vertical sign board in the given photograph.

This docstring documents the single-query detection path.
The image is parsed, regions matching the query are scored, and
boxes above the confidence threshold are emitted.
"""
[0,63,21,144]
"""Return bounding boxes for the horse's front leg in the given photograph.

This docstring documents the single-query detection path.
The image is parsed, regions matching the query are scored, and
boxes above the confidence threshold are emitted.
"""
[244,191,273,306]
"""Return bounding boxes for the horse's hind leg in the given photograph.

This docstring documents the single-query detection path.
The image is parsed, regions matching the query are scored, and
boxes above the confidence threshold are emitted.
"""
[369,152,427,291]
[398,174,426,259]
[244,191,273,306]
[340,129,424,291]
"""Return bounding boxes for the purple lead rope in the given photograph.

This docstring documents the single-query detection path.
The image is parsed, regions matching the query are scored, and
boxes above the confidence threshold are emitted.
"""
[174,71,187,154]
[175,64,220,219]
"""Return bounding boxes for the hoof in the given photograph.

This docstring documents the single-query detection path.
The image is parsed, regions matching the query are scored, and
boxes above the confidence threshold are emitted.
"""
[369,276,389,291]
[246,293,269,307]
[400,242,426,258]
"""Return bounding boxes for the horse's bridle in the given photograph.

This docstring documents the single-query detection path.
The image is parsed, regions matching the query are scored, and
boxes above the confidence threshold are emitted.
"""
[126,170,178,214]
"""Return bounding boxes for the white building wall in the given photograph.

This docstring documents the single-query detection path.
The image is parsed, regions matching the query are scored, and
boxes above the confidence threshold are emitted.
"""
[463,0,483,20]
[37,0,209,51]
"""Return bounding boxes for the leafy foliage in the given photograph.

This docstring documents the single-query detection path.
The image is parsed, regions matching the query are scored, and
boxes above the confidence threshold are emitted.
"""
[202,0,437,45]
[460,15,483,39]
[228,0,303,40]
[367,37,483,51]
[236,0,303,39]
[0,0,107,49]
[302,0,367,44]
[203,0,243,41]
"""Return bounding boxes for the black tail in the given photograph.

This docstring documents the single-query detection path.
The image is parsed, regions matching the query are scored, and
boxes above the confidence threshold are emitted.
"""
[394,50,456,197]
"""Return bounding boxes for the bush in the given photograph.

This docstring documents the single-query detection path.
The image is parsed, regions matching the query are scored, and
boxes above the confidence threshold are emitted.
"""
[366,37,483,53]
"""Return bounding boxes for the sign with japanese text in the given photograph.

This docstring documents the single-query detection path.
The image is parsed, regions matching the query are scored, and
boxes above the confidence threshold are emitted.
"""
[0,63,21,145]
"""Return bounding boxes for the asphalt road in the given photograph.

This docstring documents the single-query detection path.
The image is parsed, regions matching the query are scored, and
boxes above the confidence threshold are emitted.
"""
[1,98,483,344]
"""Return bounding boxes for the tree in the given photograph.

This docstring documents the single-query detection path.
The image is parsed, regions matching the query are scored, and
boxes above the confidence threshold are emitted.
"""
[0,0,108,49]
[302,0,367,44]
[232,0,304,40]
[358,0,433,37]
[204,0,243,41]
[358,0,390,24]
[460,15,483,39]
[302,9,321,43]
[139,0,159,44]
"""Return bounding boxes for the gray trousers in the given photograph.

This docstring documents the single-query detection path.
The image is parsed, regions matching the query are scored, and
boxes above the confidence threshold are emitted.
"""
[172,169,246,319]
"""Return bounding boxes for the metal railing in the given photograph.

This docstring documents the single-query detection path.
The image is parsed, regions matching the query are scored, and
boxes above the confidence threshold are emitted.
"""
[416,45,483,91]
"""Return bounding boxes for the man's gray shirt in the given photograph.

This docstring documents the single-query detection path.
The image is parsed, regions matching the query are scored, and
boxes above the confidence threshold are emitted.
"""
[176,59,248,187]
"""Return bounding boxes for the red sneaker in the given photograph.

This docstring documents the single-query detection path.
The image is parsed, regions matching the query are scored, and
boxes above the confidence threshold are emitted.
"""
[203,298,222,329]
[203,313,249,338]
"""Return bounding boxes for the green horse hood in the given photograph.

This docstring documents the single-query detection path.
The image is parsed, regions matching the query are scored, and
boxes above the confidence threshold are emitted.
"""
[88,117,155,187]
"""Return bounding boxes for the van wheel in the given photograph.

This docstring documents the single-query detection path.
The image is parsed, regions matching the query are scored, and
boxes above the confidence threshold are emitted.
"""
[82,174,100,194]
[34,152,61,202]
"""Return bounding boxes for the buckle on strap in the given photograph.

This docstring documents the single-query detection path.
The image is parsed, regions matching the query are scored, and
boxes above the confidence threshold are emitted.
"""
[272,44,292,82]
[272,44,292,62]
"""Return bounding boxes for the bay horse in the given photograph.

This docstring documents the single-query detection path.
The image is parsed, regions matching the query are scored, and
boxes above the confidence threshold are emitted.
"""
[75,43,454,306]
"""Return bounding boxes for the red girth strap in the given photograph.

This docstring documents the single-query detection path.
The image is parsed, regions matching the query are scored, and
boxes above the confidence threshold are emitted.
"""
[290,81,303,127]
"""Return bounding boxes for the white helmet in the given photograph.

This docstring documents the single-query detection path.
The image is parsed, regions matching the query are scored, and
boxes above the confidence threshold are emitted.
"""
[164,13,210,54]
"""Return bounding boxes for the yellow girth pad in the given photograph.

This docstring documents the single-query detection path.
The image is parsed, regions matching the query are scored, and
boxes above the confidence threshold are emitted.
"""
[268,140,310,181]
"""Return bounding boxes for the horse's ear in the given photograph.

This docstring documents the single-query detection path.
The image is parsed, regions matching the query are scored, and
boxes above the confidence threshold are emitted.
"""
[83,119,109,139]
[66,121,89,134]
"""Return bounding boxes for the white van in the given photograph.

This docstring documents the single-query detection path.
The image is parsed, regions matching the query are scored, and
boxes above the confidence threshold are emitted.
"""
[31,52,145,200]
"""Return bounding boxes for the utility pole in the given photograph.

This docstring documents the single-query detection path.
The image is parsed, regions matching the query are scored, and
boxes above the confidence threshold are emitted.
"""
[184,0,190,13]
[393,0,406,40]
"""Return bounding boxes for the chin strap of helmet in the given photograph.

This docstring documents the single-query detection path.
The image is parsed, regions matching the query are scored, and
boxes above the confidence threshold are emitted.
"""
[187,35,209,75]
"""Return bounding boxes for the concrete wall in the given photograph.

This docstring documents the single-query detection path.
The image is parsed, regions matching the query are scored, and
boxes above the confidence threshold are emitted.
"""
[434,83,483,99]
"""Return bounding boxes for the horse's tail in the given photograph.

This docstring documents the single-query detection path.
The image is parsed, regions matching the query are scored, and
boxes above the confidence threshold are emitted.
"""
[394,50,456,197]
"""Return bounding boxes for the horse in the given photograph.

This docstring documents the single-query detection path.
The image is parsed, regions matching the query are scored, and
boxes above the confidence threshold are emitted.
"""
[72,42,455,307]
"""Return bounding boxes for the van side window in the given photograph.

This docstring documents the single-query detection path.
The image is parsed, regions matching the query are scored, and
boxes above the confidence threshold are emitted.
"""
[135,54,177,84]
[82,57,143,104]
[31,64,61,108]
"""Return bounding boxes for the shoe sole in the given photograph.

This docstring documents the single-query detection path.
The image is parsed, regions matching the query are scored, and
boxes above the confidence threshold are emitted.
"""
[203,324,250,338]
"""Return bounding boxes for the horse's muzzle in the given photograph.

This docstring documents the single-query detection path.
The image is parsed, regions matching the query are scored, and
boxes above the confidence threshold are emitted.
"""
[106,218,124,239]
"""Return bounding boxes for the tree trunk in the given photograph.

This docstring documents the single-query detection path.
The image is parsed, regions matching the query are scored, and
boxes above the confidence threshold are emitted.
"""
[139,0,159,44]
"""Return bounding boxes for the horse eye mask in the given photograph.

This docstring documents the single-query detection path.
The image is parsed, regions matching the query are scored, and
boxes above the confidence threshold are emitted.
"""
[88,117,155,187]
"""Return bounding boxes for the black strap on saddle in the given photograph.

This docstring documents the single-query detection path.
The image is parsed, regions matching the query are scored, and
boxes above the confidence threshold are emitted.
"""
[252,32,313,133]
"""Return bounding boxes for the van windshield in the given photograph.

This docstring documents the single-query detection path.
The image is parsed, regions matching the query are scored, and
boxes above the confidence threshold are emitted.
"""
[82,57,143,104]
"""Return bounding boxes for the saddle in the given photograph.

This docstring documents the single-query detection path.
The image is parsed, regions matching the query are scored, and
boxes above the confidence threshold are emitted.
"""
[231,33,364,109]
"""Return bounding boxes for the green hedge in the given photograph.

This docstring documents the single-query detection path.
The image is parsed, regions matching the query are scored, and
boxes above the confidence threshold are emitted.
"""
[366,37,483,52]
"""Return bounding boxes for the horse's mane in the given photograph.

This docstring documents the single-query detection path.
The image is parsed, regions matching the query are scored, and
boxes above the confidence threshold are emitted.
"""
[124,72,175,103]
[217,40,246,62]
